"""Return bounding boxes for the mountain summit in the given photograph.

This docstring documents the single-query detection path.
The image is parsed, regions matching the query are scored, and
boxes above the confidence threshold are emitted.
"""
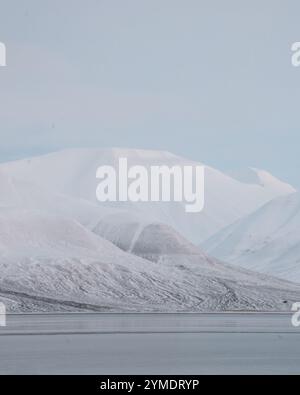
[1,148,294,243]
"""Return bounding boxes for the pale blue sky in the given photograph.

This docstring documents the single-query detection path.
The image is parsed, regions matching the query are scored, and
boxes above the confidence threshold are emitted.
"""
[0,0,299,186]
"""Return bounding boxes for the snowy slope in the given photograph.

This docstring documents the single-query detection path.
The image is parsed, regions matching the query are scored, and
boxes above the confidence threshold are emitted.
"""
[92,216,200,255]
[0,148,298,312]
[227,167,294,193]
[131,223,201,256]
[203,192,300,282]
[1,208,300,312]
[0,168,139,234]
[1,148,295,243]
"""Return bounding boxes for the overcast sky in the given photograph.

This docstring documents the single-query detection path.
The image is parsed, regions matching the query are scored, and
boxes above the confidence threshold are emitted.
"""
[0,0,299,186]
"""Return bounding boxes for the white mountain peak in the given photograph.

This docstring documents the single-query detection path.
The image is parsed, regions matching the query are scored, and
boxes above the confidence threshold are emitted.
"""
[0,148,295,243]
[226,167,295,191]
[203,192,300,282]
[0,148,299,311]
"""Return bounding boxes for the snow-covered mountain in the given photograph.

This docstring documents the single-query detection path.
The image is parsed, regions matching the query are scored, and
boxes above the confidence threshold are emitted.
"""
[1,207,300,312]
[1,148,295,243]
[203,192,300,282]
[0,147,298,312]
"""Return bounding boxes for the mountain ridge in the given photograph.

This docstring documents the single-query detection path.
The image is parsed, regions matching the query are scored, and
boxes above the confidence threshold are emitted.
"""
[203,192,300,282]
